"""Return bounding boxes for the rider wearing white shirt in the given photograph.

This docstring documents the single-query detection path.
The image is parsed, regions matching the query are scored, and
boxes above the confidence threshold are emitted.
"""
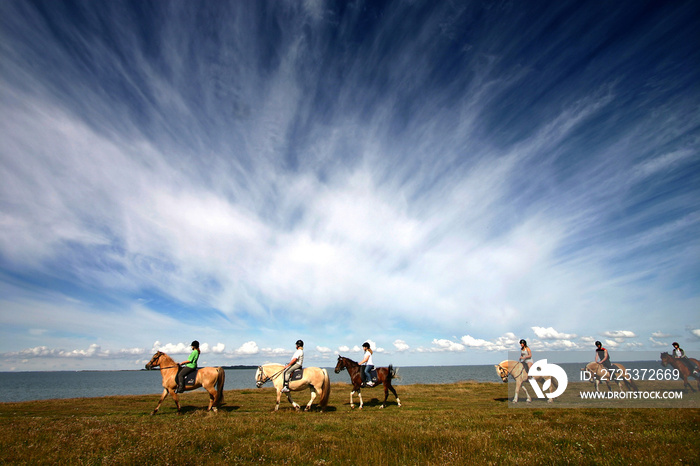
[359,342,375,386]
[281,340,304,393]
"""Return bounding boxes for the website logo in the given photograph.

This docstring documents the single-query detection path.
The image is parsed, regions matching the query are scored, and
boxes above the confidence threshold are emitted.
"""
[528,359,568,399]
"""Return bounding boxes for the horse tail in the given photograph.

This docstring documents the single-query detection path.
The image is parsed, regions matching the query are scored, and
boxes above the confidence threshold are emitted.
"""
[388,364,401,381]
[216,367,225,406]
[318,369,331,411]
[319,369,331,410]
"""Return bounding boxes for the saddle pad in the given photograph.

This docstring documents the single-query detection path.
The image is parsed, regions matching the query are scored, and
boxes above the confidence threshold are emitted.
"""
[183,369,198,386]
[291,368,304,381]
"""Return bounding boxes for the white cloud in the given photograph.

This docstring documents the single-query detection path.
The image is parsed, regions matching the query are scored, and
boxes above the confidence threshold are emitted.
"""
[691,329,700,339]
[316,346,332,353]
[234,341,259,355]
[430,338,465,352]
[338,345,350,352]
[649,337,667,347]
[153,341,191,354]
[601,330,636,339]
[393,340,410,352]
[651,332,671,338]
[532,326,577,340]
[461,335,493,348]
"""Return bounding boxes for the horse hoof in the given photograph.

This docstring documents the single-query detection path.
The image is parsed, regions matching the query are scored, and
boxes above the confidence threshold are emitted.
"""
[379,405,384,409]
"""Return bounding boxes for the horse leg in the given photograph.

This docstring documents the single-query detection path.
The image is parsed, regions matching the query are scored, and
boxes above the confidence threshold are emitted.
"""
[305,388,317,411]
[275,389,282,412]
[352,387,363,409]
[389,385,401,407]
[380,383,389,409]
[512,380,520,403]
[287,392,301,411]
[171,389,182,414]
[205,385,218,412]
[151,388,170,415]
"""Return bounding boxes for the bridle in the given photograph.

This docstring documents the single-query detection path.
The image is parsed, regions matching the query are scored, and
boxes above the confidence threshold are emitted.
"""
[497,362,525,382]
[146,352,179,371]
[255,365,285,387]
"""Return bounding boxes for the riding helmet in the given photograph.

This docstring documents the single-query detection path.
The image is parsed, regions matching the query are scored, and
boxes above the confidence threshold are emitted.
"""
[296,339,304,347]
[519,339,527,345]
[191,340,200,349]
[595,341,602,346]
[362,342,370,349]
[672,342,679,347]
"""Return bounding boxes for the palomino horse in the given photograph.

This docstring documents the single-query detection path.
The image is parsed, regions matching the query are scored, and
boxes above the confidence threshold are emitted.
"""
[334,356,401,409]
[255,364,330,411]
[495,360,558,403]
[660,352,700,392]
[581,361,638,392]
[145,351,225,415]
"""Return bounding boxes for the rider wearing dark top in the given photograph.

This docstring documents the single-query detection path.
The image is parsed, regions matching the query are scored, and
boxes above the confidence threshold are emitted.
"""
[595,341,613,371]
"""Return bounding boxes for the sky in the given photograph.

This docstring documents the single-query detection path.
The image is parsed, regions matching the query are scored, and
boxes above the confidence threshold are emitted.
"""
[1,0,698,372]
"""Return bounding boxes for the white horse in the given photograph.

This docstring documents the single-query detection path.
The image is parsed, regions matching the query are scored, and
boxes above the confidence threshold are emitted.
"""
[495,360,558,403]
[582,361,638,392]
[255,364,331,411]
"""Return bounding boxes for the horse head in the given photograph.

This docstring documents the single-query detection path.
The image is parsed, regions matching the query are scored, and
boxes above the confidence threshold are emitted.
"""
[494,362,509,382]
[145,351,164,370]
[255,366,267,388]
[660,352,671,366]
[334,356,346,374]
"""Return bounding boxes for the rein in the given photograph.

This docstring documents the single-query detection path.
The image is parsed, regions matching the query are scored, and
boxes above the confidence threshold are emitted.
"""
[155,364,179,370]
[500,362,526,381]
[257,366,285,385]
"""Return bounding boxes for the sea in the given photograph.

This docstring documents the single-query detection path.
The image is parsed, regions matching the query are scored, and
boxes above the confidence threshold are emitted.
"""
[1,365,498,403]
[0,361,661,403]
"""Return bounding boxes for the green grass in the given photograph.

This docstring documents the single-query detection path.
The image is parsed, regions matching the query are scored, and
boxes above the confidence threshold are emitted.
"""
[1,382,698,464]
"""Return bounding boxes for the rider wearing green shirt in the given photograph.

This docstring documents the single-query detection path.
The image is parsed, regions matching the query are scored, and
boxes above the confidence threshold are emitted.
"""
[177,340,200,393]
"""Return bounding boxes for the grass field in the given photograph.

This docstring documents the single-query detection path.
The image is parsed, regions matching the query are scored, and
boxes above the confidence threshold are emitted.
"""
[1,381,698,465]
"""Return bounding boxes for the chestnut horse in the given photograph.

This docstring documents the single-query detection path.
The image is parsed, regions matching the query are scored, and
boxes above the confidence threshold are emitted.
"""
[255,364,331,412]
[334,356,401,409]
[581,361,638,392]
[660,352,700,392]
[145,351,225,415]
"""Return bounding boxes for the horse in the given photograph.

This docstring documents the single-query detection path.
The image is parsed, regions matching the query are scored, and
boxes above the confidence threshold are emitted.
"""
[334,355,401,409]
[581,361,638,392]
[255,364,330,412]
[144,351,225,415]
[494,360,558,403]
[660,352,700,392]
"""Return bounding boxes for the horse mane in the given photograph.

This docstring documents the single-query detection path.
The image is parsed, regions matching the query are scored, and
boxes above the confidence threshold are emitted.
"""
[157,351,177,366]
[340,356,359,366]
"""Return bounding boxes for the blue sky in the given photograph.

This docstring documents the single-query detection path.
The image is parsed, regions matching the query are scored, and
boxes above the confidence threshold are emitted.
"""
[1,0,698,371]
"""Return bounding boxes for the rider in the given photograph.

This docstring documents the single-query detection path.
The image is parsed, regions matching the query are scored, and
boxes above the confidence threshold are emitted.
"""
[358,342,375,387]
[281,340,304,393]
[672,342,699,375]
[177,340,200,393]
[595,341,613,374]
[519,339,532,373]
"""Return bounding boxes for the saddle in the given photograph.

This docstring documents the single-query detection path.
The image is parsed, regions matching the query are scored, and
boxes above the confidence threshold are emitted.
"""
[290,367,304,381]
[177,367,199,387]
[362,368,378,385]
